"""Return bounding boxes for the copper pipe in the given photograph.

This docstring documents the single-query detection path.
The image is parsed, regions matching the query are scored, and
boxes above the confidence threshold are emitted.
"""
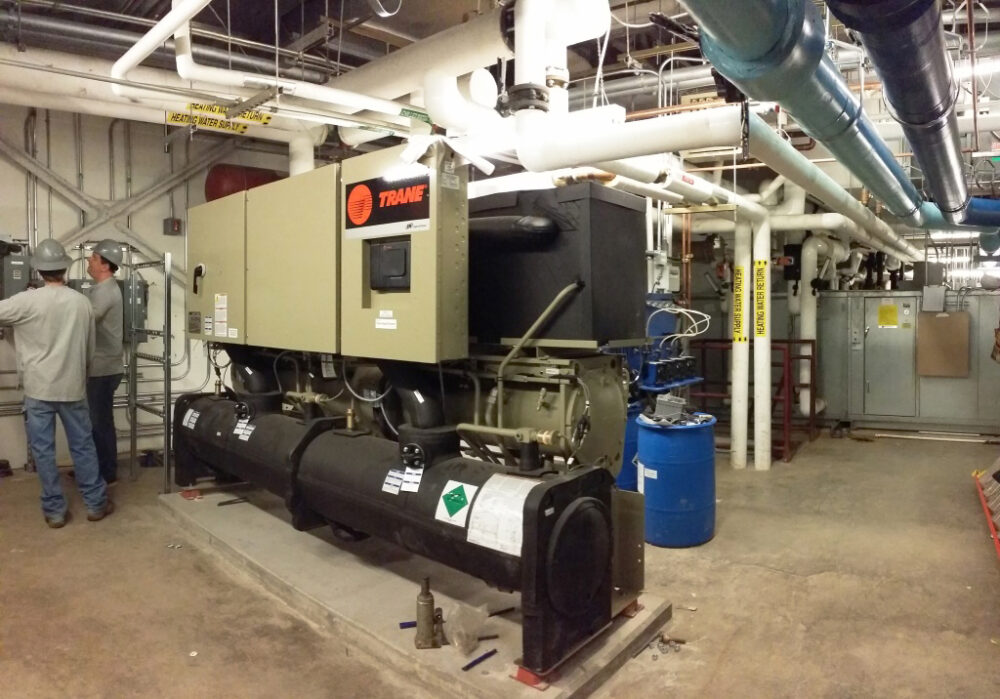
[682,213,692,308]
[968,0,981,151]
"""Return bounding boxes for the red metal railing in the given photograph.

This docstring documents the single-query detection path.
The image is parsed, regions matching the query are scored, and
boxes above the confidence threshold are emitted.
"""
[689,339,818,462]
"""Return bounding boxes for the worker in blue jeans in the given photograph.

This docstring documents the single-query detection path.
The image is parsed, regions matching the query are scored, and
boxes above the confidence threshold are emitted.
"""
[84,239,125,485]
[0,239,112,527]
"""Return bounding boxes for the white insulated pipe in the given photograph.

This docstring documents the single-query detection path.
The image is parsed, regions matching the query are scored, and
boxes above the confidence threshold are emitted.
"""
[752,218,772,471]
[170,6,419,124]
[731,220,752,469]
[799,235,848,417]
[506,106,920,260]
[110,0,211,97]
[0,84,312,145]
[329,9,513,104]
[422,69,502,135]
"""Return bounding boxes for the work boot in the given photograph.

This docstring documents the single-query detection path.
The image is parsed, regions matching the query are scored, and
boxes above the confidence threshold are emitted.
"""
[45,511,69,529]
[87,500,115,522]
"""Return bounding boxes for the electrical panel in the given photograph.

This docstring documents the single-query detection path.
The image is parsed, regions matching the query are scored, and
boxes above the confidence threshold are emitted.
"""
[69,278,149,343]
[340,142,468,363]
[186,191,247,345]
[2,253,29,300]
[246,164,339,352]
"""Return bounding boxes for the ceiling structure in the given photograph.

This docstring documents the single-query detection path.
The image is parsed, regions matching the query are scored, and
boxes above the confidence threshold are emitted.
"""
[4,1,1000,203]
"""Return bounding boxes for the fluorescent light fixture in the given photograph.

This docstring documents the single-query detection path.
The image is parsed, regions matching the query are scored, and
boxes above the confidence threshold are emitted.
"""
[953,56,1000,82]
[930,231,980,240]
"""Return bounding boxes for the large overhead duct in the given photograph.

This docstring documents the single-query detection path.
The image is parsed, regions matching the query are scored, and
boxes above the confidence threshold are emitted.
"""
[682,0,1000,238]
[826,0,968,224]
[680,0,925,225]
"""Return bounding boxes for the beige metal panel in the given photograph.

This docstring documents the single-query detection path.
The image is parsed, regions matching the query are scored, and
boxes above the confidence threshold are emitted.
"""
[246,165,339,353]
[185,191,246,345]
[340,142,468,363]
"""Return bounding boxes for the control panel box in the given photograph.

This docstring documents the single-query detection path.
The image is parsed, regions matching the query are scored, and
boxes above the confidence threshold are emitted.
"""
[2,253,29,300]
[186,191,247,345]
[340,142,468,363]
[69,278,149,343]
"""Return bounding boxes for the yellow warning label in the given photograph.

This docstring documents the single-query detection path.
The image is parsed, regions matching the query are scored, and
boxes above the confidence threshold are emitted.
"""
[166,112,249,135]
[878,303,899,328]
[188,103,273,124]
[732,265,747,343]
[754,260,768,338]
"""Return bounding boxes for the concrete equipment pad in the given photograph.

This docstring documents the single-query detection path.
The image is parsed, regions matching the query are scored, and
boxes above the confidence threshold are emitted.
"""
[160,488,671,698]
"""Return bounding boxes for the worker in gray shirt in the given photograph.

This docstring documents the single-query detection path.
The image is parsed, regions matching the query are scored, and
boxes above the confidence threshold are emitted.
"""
[0,239,112,527]
[84,239,125,485]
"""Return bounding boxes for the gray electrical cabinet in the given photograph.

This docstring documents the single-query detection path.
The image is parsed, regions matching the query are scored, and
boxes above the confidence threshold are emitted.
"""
[817,290,1000,432]
[68,278,149,343]
[862,296,916,417]
[1,253,29,300]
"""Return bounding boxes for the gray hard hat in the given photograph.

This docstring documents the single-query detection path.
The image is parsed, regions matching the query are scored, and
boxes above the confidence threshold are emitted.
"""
[30,239,73,272]
[92,238,123,267]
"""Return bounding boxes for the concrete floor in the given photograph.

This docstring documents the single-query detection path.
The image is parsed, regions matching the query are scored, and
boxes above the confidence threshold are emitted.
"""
[601,435,1000,698]
[0,466,412,699]
[2,436,999,697]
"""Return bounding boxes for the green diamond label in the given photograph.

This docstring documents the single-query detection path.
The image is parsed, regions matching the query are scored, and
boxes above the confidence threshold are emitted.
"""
[443,486,468,516]
[435,480,478,527]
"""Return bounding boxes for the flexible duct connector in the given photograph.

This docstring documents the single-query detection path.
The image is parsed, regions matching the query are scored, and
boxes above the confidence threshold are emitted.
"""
[827,0,969,224]
[686,0,924,223]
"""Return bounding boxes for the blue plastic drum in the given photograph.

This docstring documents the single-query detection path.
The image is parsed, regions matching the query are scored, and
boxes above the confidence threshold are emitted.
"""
[636,413,717,547]
[615,402,643,491]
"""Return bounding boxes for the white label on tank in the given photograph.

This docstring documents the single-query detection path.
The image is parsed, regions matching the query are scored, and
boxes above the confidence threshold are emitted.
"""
[637,460,645,495]
[382,469,404,495]
[401,466,424,493]
[379,310,394,318]
[182,409,200,430]
[467,474,539,557]
[375,318,397,330]
[643,467,658,480]
[435,480,479,527]
[233,418,252,438]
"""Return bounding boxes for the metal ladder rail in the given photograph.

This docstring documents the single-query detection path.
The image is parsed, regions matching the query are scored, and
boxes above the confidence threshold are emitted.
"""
[128,253,172,493]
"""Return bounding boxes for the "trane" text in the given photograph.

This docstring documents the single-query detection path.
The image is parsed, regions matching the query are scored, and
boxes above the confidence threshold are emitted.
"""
[379,184,428,207]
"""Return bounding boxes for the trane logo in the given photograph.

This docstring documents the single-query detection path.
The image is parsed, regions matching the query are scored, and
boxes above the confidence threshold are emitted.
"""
[379,184,428,207]
[346,180,430,227]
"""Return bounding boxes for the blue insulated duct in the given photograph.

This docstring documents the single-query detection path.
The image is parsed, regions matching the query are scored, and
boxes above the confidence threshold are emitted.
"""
[683,0,925,224]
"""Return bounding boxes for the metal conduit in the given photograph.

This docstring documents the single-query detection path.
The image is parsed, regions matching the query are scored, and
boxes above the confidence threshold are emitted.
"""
[0,10,330,83]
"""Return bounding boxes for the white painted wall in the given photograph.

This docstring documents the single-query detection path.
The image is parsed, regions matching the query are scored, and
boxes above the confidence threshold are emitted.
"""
[0,103,291,473]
